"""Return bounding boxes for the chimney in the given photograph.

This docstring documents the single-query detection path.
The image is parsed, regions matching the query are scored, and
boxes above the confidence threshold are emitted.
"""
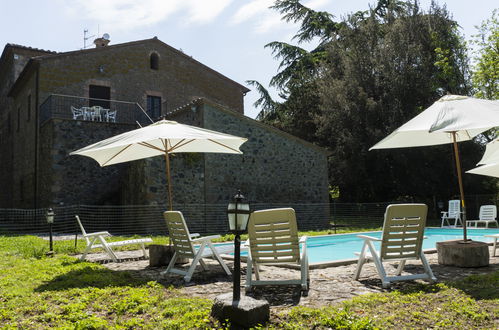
[94,34,110,48]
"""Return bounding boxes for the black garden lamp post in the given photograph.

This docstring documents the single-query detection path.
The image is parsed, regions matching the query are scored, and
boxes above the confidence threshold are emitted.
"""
[46,208,55,255]
[227,190,250,301]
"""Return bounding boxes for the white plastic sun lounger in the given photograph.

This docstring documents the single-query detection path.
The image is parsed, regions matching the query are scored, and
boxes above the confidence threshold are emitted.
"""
[75,215,152,262]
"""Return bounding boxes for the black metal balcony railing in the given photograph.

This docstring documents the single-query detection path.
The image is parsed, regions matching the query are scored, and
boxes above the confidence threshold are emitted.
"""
[39,94,153,126]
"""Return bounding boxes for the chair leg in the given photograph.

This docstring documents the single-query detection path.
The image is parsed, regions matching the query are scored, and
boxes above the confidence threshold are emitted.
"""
[396,260,406,276]
[98,236,118,262]
[420,253,437,282]
[140,243,148,258]
[301,259,308,290]
[354,241,368,280]
[254,262,261,280]
[366,240,389,288]
[208,244,231,276]
[245,256,253,292]
[184,245,207,282]
[81,237,97,260]
[161,252,178,276]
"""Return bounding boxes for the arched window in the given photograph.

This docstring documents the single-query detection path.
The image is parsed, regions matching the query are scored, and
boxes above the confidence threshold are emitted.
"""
[150,53,159,70]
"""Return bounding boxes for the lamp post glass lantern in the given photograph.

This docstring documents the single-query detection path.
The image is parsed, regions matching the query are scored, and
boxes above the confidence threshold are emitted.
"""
[227,190,250,301]
[46,208,55,253]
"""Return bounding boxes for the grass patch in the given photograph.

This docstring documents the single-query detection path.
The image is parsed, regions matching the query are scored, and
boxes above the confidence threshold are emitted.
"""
[0,237,221,328]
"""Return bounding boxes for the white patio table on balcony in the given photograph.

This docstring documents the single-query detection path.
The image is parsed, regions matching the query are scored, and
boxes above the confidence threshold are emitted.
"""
[72,106,116,122]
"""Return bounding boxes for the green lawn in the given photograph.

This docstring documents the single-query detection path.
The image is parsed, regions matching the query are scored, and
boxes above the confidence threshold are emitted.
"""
[0,235,497,329]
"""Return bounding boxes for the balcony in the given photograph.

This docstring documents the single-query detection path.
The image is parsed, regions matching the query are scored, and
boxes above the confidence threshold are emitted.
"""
[39,94,153,126]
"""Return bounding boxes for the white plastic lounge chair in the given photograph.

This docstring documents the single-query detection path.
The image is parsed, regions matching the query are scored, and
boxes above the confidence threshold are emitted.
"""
[354,204,436,288]
[161,211,232,282]
[441,199,463,227]
[245,208,308,292]
[75,215,152,262]
[467,205,498,228]
[485,234,499,257]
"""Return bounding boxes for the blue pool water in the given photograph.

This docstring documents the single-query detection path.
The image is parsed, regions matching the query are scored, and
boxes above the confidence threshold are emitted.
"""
[304,227,499,264]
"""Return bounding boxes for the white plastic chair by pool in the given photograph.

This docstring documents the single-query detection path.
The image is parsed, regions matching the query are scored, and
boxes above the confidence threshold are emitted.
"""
[245,208,308,292]
[467,205,498,228]
[353,204,437,288]
[161,211,233,282]
[441,200,462,227]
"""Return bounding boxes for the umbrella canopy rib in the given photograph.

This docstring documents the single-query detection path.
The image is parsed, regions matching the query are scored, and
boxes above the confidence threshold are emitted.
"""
[169,139,194,152]
[102,144,134,166]
[138,142,166,153]
[208,139,242,153]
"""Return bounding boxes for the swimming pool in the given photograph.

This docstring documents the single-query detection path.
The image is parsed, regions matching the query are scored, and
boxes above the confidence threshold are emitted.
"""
[305,227,499,265]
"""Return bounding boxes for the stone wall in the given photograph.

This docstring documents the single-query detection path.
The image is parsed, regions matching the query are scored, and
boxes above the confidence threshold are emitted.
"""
[37,39,246,116]
[202,102,330,229]
[38,119,136,207]
[202,102,328,204]
[0,46,53,207]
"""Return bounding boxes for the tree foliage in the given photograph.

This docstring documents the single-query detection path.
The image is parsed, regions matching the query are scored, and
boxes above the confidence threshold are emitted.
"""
[251,0,495,202]
[471,9,499,100]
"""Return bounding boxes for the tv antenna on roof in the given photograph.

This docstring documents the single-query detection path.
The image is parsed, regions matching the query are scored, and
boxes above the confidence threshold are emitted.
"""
[83,29,95,49]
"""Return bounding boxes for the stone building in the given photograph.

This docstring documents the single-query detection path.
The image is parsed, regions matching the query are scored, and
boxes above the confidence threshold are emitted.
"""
[0,37,329,228]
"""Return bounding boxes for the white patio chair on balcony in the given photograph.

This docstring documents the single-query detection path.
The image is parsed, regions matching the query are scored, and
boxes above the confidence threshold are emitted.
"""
[106,110,117,122]
[90,106,103,121]
[71,106,84,120]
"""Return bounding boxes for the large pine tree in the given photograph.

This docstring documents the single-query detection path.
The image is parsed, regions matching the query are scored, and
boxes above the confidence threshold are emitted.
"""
[251,0,495,202]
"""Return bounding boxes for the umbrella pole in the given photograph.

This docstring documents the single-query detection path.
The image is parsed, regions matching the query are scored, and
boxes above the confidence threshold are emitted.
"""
[451,132,468,242]
[165,151,173,211]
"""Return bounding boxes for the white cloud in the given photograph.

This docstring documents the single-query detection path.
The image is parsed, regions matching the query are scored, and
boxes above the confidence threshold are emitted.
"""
[62,0,232,31]
[186,0,232,24]
[231,0,273,24]
[303,0,330,11]
[230,0,329,35]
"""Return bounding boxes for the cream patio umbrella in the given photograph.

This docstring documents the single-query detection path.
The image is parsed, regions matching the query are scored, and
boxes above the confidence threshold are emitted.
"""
[467,162,499,178]
[70,119,248,210]
[371,95,499,242]
[466,139,499,177]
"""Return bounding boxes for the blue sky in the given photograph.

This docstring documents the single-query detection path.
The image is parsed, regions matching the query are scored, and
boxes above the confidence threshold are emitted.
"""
[0,0,497,119]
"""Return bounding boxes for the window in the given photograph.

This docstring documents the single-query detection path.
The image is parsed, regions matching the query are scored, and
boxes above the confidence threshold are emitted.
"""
[150,53,159,70]
[89,85,111,108]
[27,95,31,121]
[17,107,20,132]
[147,96,162,119]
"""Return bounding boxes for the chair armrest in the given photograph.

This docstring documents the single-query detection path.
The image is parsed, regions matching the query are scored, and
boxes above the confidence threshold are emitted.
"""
[357,234,381,241]
[191,234,220,242]
[84,231,111,238]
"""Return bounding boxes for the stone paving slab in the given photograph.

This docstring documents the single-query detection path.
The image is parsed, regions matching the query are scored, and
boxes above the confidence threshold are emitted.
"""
[77,248,499,309]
